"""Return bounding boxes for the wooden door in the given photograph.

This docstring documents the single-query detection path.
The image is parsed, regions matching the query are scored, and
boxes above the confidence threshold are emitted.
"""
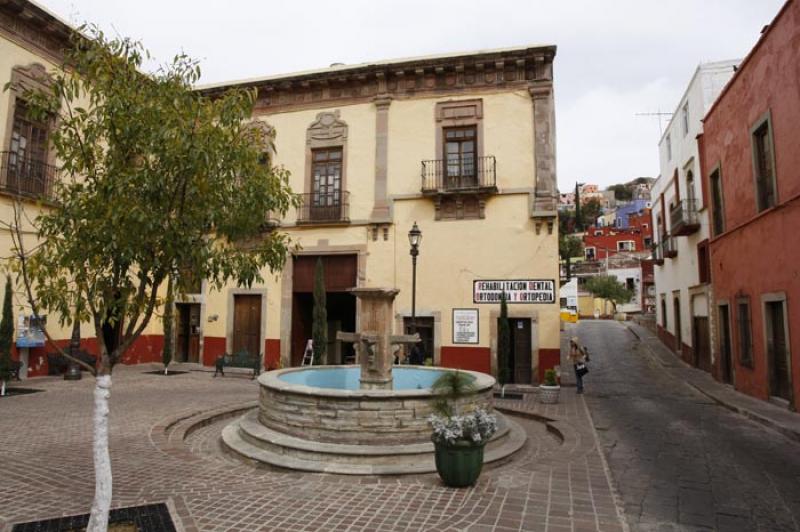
[511,319,532,384]
[176,304,201,363]
[767,301,791,401]
[233,295,262,358]
[674,298,682,352]
[405,317,434,363]
[693,316,711,372]
[718,306,733,384]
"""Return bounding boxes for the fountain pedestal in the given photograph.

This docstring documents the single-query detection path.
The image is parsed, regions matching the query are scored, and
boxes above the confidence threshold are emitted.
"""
[337,287,419,390]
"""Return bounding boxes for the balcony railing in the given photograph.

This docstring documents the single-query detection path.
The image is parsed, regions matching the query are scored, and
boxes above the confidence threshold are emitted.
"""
[660,234,678,259]
[421,155,497,194]
[0,151,57,201]
[296,191,350,224]
[670,199,701,236]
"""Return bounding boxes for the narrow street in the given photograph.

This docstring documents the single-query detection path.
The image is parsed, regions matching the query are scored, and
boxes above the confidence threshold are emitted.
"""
[573,320,800,532]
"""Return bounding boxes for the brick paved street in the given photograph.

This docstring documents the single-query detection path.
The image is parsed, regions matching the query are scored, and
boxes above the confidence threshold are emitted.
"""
[0,363,626,531]
[576,320,800,532]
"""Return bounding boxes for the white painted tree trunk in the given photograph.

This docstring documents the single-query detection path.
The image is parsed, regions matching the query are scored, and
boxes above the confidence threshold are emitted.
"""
[1,380,5,396]
[87,375,112,532]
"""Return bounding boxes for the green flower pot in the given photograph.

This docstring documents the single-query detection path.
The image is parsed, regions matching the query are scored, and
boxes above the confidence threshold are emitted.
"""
[434,440,486,487]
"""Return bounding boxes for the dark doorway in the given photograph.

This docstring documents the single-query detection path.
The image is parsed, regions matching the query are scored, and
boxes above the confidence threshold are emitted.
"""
[290,253,358,367]
[693,316,711,372]
[500,318,532,384]
[718,305,733,384]
[673,297,682,353]
[233,295,261,357]
[766,301,792,401]
[176,303,200,363]
[405,317,435,364]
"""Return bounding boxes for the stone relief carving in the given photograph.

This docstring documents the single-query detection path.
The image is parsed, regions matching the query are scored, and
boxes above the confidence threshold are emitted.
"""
[306,110,348,145]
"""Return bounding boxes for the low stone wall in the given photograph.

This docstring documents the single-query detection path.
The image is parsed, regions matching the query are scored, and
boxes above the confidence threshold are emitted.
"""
[257,367,494,445]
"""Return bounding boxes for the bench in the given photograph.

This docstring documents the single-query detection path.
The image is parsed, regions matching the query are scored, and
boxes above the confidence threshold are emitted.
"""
[47,351,97,375]
[214,351,261,379]
[9,359,21,381]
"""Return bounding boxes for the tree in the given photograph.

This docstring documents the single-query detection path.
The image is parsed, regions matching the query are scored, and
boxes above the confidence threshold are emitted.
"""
[312,258,327,365]
[497,291,511,390]
[7,27,297,530]
[580,198,603,228]
[559,234,583,281]
[0,277,13,396]
[584,275,634,314]
[162,275,174,375]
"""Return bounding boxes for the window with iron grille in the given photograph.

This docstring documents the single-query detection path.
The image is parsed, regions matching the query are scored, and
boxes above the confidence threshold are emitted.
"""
[737,298,753,367]
[311,147,342,207]
[752,119,776,212]
[8,101,49,195]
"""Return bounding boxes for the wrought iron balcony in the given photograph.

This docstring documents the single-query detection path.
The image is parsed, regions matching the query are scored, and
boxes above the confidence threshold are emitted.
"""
[421,155,497,194]
[0,151,57,201]
[660,234,678,259]
[296,191,350,225]
[670,199,701,236]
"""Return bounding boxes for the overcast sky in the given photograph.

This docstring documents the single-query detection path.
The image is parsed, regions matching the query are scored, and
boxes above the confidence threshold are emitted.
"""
[38,0,785,192]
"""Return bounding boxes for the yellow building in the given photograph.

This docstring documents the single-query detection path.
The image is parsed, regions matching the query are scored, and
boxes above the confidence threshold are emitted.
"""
[1,0,560,384]
[195,47,561,383]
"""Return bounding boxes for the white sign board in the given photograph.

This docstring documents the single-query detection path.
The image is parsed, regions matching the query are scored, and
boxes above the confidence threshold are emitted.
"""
[473,279,556,304]
[452,308,479,344]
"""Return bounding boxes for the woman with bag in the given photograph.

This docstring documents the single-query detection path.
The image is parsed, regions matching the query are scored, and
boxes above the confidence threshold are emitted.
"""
[569,337,589,394]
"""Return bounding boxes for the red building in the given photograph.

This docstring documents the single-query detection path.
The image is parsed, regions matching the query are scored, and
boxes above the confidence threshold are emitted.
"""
[582,210,652,261]
[699,0,800,410]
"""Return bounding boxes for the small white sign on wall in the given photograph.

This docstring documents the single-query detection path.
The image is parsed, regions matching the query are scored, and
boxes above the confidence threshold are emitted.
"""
[452,308,479,344]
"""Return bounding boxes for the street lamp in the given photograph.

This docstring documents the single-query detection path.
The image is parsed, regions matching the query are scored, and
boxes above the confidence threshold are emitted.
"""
[408,222,422,338]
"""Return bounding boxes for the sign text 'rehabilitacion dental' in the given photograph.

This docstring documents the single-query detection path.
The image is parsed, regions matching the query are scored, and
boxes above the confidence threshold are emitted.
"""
[472,280,556,304]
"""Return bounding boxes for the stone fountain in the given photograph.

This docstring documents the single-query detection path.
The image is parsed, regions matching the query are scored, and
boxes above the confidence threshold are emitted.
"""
[221,287,525,475]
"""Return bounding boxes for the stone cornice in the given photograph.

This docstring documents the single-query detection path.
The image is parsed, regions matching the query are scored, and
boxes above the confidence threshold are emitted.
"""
[0,0,73,63]
[200,45,557,113]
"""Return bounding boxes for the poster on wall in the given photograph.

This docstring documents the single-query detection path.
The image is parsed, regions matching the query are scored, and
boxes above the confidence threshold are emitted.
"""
[452,308,479,344]
[473,279,556,304]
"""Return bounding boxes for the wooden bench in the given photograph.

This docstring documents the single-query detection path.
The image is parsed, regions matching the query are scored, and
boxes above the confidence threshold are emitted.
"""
[213,351,261,379]
[9,359,22,381]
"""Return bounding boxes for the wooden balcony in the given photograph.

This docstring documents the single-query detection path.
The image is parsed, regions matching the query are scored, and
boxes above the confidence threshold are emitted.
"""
[0,151,57,201]
[421,156,498,195]
[670,199,701,236]
[296,191,350,225]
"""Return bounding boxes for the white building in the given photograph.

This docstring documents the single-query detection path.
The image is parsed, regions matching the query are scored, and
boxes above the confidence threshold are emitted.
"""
[651,60,739,370]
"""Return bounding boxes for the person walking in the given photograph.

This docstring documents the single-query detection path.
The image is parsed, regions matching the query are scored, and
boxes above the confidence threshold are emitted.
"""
[569,337,589,394]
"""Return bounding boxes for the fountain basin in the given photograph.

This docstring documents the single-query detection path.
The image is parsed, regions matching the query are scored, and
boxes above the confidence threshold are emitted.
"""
[258,365,494,445]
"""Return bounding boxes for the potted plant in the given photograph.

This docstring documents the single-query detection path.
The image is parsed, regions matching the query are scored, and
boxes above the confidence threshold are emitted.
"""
[538,368,560,404]
[429,371,497,487]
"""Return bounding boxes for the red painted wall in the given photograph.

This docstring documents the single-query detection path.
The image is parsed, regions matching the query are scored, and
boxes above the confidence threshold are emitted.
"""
[203,336,226,367]
[265,339,280,370]
[701,0,800,409]
[583,226,647,260]
[537,348,560,382]
[440,346,491,375]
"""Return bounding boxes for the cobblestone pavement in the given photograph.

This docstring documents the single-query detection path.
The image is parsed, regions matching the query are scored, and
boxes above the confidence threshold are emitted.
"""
[575,320,800,532]
[0,364,626,531]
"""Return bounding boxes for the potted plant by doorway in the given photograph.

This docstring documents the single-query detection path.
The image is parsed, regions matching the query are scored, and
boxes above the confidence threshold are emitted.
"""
[428,371,497,487]
[538,368,560,404]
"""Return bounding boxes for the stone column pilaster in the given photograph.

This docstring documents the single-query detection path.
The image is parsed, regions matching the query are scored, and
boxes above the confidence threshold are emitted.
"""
[371,94,392,221]
[529,81,558,216]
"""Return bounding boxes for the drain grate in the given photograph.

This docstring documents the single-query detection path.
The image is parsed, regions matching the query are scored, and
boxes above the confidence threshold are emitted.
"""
[13,503,176,532]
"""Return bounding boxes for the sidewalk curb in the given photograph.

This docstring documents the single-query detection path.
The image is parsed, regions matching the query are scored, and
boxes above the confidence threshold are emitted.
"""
[626,323,800,445]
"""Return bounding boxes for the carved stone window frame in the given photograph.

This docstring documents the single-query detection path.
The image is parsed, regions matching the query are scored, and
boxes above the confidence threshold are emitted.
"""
[3,63,58,170]
[305,110,348,196]
[434,99,484,161]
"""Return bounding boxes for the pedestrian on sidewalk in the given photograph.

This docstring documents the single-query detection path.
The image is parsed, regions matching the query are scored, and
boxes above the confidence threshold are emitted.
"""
[569,337,589,394]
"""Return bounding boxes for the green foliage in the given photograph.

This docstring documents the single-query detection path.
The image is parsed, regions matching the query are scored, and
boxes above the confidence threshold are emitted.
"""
[0,277,13,385]
[431,370,477,417]
[559,234,583,280]
[584,275,634,311]
[543,369,558,387]
[581,198,603,227]
[607,184,633,201]
[162,276,174,371]
[9,27,298,372]
[497,291,511,386]
[312,258,327,365]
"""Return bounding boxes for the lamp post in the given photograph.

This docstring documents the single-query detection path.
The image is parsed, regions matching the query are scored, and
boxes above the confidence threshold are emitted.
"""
[408,222,422,338]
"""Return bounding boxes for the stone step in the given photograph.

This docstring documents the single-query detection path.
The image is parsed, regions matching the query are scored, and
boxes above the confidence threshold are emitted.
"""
[221,411,528,475]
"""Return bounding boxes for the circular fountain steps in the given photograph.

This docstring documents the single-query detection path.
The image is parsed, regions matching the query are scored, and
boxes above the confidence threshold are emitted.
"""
[221,409,527,475]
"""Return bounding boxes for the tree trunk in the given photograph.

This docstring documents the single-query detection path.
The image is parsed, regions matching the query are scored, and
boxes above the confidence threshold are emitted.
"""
[87,374,112,531]
[1,380,5,396]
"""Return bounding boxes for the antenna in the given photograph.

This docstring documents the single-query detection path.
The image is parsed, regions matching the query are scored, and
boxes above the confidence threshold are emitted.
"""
[636,110,673,135]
